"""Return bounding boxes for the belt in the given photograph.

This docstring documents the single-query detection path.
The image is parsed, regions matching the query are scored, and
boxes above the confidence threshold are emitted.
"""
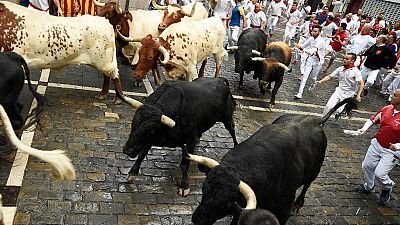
[271,15,279,17]
[250,25,261,28]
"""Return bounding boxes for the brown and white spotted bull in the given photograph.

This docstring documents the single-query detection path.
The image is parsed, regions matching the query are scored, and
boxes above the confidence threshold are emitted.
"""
[151,0,208,30]
[123,16,227,82]
[0,1,123,101]
[251,42,292,108]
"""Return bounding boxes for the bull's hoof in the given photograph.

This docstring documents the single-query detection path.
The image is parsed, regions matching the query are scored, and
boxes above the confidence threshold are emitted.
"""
[260,89,266,95]
[126,174,138,182]
[112,98,122,105]
[96,93,108,100]
[292,205,302,214]
[133,81,142,87]
[266,89,272,94]
[178,187,190,197]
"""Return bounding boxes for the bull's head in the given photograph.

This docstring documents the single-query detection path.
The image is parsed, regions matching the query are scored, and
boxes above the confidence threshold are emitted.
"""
[154,0,198,30]
[251,57,291,88]
[117,94,175,158]
[228,46,262,73]
[94,0,133,34]
[133,34,170,82]
[186,154,257,225]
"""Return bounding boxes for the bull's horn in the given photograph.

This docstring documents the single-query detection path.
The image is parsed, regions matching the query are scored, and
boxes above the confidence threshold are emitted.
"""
[251,57,266,62]
[238,181,257,209]
[116,1,123,14]
[0,105,76,180]
[93,0,105,7]
[152,0,167,10]
[277,62,291,71]
[160,115,176,127]
[186,153,220,168]
[119,94,143,109]
[116,25,140,42]
[158,45,170,64]
[251,50,261,56]
[227,46,239,50]
[182,0,197,17]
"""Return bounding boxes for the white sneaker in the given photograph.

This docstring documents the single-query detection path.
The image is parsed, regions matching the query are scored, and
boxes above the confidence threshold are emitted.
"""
[308,83,316,91]
[294,93,302,99]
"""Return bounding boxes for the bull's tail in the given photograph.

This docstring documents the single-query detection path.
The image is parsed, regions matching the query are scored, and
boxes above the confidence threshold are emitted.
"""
[222,77,236,110]
[318,98,358,125]
[0,104,75,180]
[21,58,46,129]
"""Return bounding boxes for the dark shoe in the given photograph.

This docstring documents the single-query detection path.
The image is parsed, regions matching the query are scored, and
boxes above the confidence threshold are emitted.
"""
[356,184,372,193]
[362,88,369,96]
[379,189,392,204]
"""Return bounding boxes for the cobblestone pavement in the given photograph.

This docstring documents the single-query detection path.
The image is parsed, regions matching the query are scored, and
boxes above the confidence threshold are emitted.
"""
[1,21,400,225]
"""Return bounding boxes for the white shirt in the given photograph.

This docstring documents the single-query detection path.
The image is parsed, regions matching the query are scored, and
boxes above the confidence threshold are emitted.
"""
[331,0,343,14]
[214,0,236,18]
[299,20,311,39]
[302,35,326,65]
[267,1,286,17]
[28,0,49,11]
[249,11,267,26]
[341,18,356,32]
[300,5,311,18]
[322,21,338,37]
[329,66,362,93]
[346,34,375,55]
[286,9,303,26]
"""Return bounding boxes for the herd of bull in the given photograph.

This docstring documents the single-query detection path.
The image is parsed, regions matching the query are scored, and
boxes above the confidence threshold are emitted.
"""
[0,1,359,224]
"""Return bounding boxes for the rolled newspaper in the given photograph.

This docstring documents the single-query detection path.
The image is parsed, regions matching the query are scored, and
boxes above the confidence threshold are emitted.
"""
[343,129,362,136]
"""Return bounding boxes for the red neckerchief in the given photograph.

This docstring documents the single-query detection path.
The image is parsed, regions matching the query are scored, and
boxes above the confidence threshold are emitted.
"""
[358,26,363,33]
[344,63,355,70]
[346,18,351,23]
[325,20,332,26]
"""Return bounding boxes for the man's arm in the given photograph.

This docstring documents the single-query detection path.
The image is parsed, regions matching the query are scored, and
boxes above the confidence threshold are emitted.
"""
[53,0,63,16]
[316,75,332,84]
[355,79,364,102]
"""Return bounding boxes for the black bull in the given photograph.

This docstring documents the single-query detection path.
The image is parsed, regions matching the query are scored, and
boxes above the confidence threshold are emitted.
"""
[0,52,46,132]
[118,77,238,196]
[187,98,357,225]
[231,28,267,87]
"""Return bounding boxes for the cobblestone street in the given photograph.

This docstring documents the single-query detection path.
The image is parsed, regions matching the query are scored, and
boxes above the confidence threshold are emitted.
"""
[1,19,400,225]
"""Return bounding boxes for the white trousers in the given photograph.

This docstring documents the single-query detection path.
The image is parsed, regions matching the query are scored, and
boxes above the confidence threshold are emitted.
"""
[382,71,400,100]
[360,65,380,89]
[362,138,396,190]
[267,16,279,35]
[297,59,321,95]
[323,88,354,116]
[283,24,297,45]
[228,26,241,47]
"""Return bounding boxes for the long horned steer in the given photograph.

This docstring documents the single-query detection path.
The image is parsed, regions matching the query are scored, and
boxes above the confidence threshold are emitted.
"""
[0,105,76,180]
[116,77,238,197]
[120,16,227,83]
[94,0,207,86]
[187,98,356,225]
[251,42,292,108]
[0,1,124,101]
[152,0,208,30]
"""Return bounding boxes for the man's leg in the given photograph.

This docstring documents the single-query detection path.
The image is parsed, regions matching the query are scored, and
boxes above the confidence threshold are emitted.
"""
[323,90,341,116]
[295,59,313,98]
[361,138,382,191]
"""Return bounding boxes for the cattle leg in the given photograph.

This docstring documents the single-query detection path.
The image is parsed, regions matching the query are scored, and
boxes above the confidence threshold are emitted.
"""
[293,182,311,213]
[239,71,244,87]
[269,76,283,108]
[126,151,148,181]
[111,78,124,104]
[199,60,207,77]
[152,68,162,86]
[97,74,110,100]
[223,120,238,146]
[178,143,195,197]
[229,216,239,225]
